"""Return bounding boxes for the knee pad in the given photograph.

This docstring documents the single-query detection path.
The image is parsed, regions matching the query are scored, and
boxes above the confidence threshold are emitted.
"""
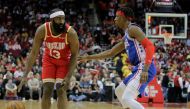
[43,83,54,98]
[56,83,62,89]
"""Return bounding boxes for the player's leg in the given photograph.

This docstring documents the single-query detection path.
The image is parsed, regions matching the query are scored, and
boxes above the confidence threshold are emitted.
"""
[41,82,54,109]
[121,86,144,109]
[115,72,141,109]
[115,82,131,109]
[41,62,56,109]
[115,81,126,106]
[56,65,69,109]
[121,64,145,109]
[121,62,156,109]
[56,81,68,109]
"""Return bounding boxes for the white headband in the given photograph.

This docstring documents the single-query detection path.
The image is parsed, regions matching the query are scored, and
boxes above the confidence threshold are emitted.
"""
[50,11,65,18]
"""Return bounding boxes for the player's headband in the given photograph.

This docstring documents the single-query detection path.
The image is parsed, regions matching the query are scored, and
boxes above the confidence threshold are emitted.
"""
[50,11,65,19]
[116,10,132,21]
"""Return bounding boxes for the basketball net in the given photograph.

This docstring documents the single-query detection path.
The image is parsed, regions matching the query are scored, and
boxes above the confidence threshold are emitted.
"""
[162,33,173,44]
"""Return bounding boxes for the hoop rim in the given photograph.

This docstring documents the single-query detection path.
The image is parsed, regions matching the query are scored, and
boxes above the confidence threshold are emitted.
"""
[162,33,173,44]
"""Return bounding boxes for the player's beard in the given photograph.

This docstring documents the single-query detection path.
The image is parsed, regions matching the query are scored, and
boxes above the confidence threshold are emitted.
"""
[52,20,65,34]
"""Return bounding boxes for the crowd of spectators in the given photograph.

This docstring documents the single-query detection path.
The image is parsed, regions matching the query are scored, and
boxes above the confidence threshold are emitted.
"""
[0,0,189,103]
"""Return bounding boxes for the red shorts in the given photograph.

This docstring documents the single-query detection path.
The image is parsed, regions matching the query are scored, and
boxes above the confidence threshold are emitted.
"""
[42,57,69,82]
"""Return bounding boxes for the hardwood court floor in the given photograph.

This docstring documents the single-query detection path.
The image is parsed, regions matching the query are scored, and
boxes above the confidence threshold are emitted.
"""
[0,100,190,109]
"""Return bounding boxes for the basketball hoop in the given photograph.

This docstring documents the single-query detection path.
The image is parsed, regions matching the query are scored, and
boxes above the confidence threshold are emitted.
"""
[163,33,173,44]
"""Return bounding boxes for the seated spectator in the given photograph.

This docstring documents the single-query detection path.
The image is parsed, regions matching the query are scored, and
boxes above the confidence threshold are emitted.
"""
[5,79,18,100]
[69,81,87,102]
[2,71,13,89]
[79,75,91,100]
[14,76,25,99]
[89,76,103,101]
[14,67,24,79]
[27,74,41,100]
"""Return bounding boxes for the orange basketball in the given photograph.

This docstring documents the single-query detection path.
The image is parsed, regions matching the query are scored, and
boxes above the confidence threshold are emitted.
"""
[6,101,25,109]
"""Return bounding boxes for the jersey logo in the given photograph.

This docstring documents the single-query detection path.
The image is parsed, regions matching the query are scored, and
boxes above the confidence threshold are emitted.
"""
[45,42,65,50]
[124,39,130,48]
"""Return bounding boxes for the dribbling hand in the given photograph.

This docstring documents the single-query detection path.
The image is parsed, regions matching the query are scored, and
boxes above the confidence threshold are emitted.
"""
[140,72,148,84]
[60,77,70,89]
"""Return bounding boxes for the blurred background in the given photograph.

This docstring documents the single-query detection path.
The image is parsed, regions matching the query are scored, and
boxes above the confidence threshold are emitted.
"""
[0,0,189,104]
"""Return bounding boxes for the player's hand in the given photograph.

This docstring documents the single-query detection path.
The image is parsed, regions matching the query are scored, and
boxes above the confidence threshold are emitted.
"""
[140,72,148,84]
[61,77,70,89]
[78,55,89,63]
[18,77,27,92]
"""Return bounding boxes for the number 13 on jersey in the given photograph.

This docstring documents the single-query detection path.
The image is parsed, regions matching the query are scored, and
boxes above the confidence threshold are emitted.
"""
[50,49,61,59]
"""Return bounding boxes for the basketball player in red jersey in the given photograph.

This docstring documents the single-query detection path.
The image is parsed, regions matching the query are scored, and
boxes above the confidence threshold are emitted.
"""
[18,8,79,109]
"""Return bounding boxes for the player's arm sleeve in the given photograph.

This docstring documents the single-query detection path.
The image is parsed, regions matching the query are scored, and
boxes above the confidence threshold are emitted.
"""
[141,37,155,65]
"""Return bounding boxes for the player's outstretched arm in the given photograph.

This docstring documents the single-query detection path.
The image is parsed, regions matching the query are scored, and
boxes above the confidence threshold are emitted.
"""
[18,24,45,92]
[78,41,125,61]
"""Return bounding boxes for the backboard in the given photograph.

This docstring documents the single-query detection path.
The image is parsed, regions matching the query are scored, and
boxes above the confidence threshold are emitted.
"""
[145,13,188,39]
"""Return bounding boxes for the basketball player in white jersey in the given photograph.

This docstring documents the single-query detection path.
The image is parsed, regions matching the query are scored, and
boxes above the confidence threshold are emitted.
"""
[78,7,156,109]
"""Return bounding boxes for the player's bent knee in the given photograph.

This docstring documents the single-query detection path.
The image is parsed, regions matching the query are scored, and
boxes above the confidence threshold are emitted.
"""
[56,90,66,99]
[122,97,134,108]
[56,84,66,97]
[43,82,54,98]
[121,92,135,108]
[115,82,125,97]
[115,86,121,97]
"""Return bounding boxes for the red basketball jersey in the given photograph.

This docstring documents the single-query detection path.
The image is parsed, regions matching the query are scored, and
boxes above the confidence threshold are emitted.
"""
[43,22,71,64]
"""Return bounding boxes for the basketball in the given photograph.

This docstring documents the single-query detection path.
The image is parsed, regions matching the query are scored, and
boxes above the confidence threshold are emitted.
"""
[6,101,25,109]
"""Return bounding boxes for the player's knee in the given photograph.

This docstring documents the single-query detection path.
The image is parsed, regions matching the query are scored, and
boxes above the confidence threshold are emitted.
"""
[121,89,137,106]
[56,89,66,98]
[43,82,54,98]
[115,82,125,97]
[121,98,133,108]
[115,86,120,97]
[56,83,66,97]
[121,95,134,108]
